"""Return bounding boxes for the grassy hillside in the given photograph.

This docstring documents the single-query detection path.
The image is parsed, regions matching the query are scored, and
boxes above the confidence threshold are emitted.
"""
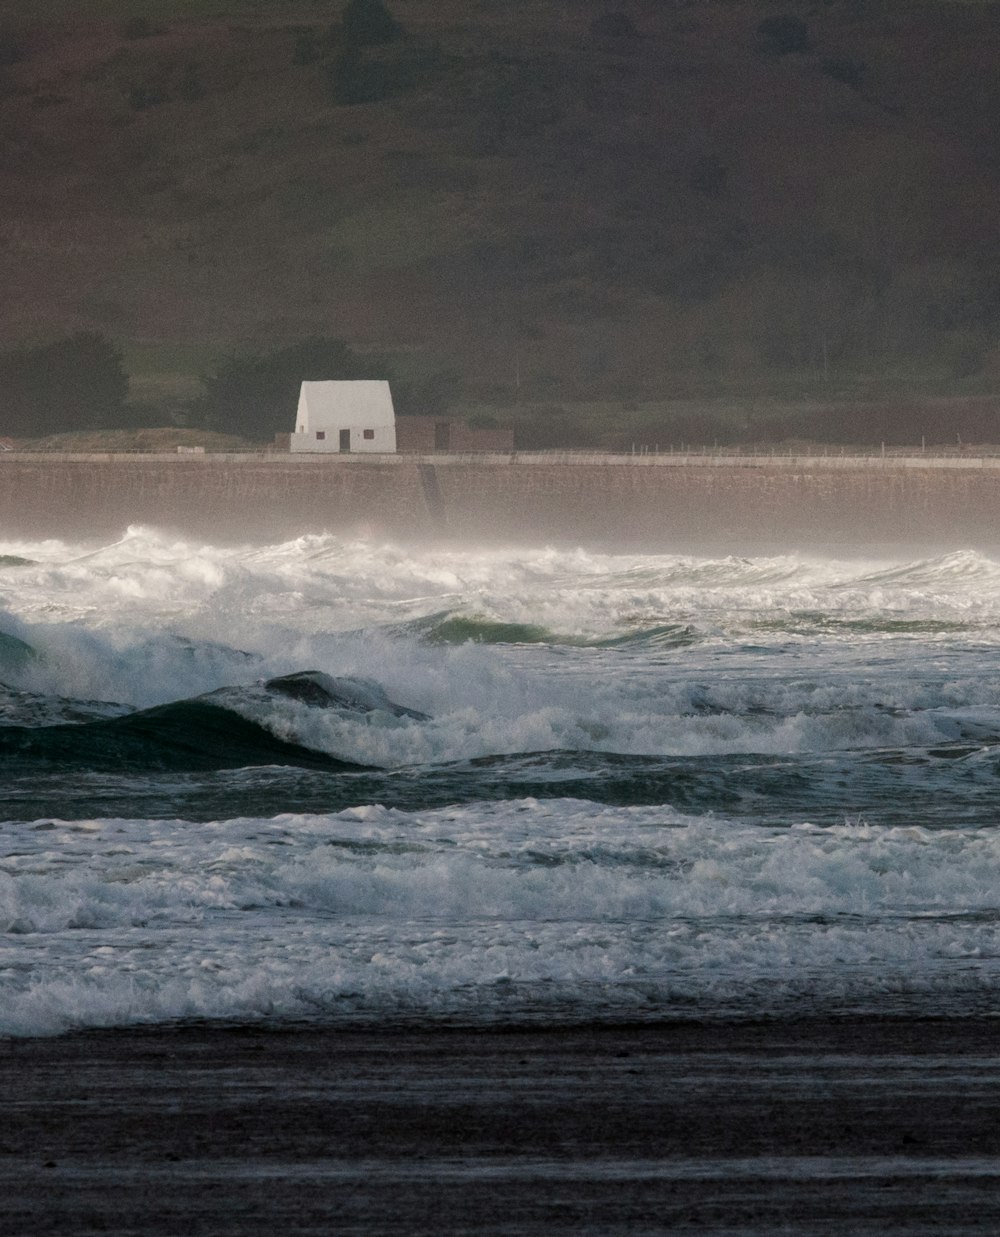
[1,0,1000,435]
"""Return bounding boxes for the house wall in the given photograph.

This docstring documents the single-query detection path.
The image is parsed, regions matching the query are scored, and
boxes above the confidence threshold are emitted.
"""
[291,380,397,452]
[290,425,395,453]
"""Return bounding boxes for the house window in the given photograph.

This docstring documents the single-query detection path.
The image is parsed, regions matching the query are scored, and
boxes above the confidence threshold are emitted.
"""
[316,431,325,441]
[363,429,375,440]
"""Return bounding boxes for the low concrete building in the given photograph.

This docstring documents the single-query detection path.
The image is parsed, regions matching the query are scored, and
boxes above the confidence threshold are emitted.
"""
[395,416,513,453]
[289,380,397,453]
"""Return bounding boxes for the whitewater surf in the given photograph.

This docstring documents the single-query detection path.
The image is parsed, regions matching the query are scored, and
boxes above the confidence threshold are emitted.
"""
[3,527,1000,1036]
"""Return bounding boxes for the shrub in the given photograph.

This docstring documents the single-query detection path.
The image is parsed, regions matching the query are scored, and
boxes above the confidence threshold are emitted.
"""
[756,15,809,56]
[341,0,403,48]
[0,333,129,436]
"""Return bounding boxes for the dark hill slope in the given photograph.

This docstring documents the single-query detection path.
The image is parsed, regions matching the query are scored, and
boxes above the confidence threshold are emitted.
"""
[1,1,999,402]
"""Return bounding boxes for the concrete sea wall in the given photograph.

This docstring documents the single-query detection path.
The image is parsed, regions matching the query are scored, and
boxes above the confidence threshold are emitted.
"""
[2,452,1000,553]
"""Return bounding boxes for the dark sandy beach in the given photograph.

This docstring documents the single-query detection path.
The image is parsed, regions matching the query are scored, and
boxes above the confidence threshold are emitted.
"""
[3,1018,1000,1235]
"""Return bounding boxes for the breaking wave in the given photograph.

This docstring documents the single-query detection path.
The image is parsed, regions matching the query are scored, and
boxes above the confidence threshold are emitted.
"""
[6,802,1000,1037]
[5,529,1000,1035]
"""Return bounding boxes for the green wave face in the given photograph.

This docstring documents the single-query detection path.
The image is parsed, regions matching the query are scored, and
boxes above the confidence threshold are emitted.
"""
[0,699,370,774]
[592,624,700,650]
[420,615,564,646]
[0,630,37,673]
[754,612,979,636]
[406,612,701,649]
[0,556,34,568]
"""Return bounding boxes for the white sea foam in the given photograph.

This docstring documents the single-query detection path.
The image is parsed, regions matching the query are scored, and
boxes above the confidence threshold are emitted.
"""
[4,801,1000,1036]
[5,528,1000,636]
[5,533,1000,1034]
[3,532,1000,760]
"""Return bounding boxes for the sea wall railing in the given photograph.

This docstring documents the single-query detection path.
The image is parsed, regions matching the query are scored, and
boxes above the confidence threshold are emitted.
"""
[9,445,1000,467]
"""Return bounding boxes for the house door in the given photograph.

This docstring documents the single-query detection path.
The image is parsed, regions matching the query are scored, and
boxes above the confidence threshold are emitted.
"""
[339,429,351,452]
[434,421,450,452]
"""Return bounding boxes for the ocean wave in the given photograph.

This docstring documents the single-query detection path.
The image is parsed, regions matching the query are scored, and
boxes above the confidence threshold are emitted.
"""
[5,529,1000,637]
[0,629,36,674]
[0,696,370,773]
[4,643,1000,777]
[394,610,702,650]
[5,532,1000,1035]
[5,802,1000,1036]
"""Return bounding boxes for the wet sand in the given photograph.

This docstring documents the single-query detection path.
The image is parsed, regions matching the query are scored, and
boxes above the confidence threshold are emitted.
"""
[4,1018,1000,1235]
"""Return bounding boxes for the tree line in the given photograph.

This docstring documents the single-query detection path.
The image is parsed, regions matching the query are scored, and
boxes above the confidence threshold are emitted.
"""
[0,333,131,437]
[0,332,460,441]
[5,330,1000,448]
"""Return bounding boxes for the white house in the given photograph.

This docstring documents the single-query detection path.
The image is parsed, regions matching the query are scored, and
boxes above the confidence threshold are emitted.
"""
[289,380,397,453]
